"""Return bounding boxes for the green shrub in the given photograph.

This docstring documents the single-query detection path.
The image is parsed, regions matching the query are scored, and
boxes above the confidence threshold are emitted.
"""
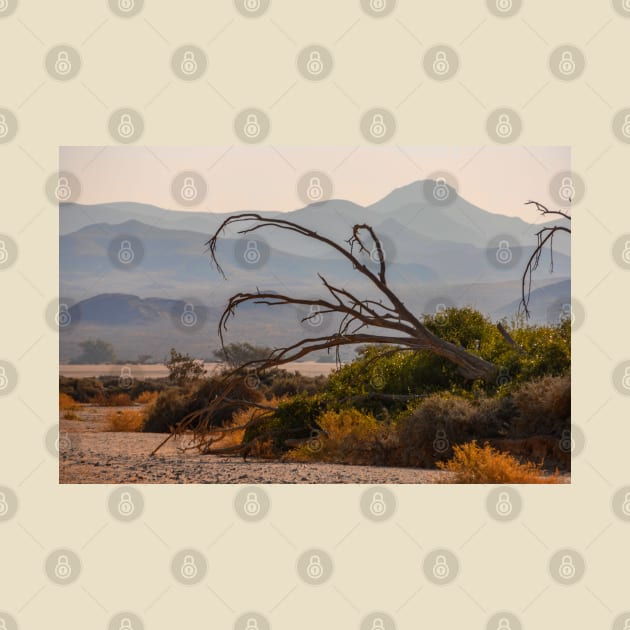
[286,408,392,465]
[242,393,325,455]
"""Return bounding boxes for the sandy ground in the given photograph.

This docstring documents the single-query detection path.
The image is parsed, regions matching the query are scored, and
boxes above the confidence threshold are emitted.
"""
[59,406,453,484]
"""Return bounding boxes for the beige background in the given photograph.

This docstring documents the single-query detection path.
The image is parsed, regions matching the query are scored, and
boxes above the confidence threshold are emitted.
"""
[1,0,629,628]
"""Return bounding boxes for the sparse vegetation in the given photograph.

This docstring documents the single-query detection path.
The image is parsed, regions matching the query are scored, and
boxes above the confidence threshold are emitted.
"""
[165,348,206,386]
[59,307,571,476]
[107,408,147,432]
[437,441,560,484]
[70,338,116,364]
[59,392,78,410]
[213,342,273,369]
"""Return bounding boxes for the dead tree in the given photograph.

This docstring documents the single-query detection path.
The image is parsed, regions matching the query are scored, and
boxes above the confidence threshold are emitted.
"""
[520,201,571,318]
[151,214,501,457]
[209,214,498,380]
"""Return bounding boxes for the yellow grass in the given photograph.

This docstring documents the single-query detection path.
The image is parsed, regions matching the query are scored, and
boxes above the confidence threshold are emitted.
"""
[135,390,159,405]
[438,441,560,484]
[59,392,78,410]
[107,409,146,432]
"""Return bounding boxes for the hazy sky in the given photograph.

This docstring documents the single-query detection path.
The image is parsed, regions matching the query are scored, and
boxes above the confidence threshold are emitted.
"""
[60,146,569,219]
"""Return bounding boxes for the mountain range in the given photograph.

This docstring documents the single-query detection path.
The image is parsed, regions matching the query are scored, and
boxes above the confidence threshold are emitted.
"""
[59,179,570,362]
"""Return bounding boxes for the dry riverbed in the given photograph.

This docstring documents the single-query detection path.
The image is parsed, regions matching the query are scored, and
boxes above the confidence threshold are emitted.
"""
[59,405,454,484]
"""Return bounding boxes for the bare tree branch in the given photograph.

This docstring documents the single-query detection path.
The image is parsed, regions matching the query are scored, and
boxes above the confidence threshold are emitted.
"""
[520,201,571,318]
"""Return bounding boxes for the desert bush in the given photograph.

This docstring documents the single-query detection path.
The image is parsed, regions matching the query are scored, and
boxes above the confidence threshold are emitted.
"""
[135,390,159,405]
[107,409,146,432]
[242,393,325,456]
[59,376,169,404]
[324,309,570,416]
[437,441,559,483]
[59,392,78,410]
[103,392,133,406]
[59,376,105,403]
[510,374,570,437]
[260,369,327,399]
[143,377,264,433]
[394,393,511,468]
[285,408,391,465]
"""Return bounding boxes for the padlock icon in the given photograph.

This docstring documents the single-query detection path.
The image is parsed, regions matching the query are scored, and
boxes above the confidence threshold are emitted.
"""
[244,0,261,11]
[560,302,574,325]
[370,245,385,263]
[56,303,72,328]
[119,617,134,630]
[369,113,387,139]
[243,240,261,264]
[433,428,448,452]
[432,50,449,76]
[0,367,8,390]
[181,555,198,579]
[0,0,7,12]
[306,554,324,579]
[497,618,512,630]
[621,240,630,264]
[371,618,385,630]
[0,114,8,138]
[370,0,386,11]
[558,176,575,202]
[307,51,324,75]
[496,367,510,386]
[118,491,135,516]
[495,0,513,12]
[623,366,630,391]
[432,554,450,580]
[54,50,72,76]
[306,305,324,328]
[54,554,72,580]
[559,428,574,453]
[181,50,198,76]
[244,491,261,516]
[56,432,72,453]
[307,176,324,201]
[558,51,575,76]
[621,492,630,517]
[180,176,198,201]
[432,177,449,201]
[435,302,447,322]
[117,114,135,139]
[180,303,198,327]
[622,114,630,139]
[624,0,630,10]
[369,491,386,516]
[118,0,135,11]
[118,240,135,264]
[495,491,513,516]
[623,619,630,630]
[308,429,323,452]
[0,240,9,264]
[245,619,260,630]
[558,554,576,580]
[119,366,134,389]
[495,239,512,264]
[0,618,8,630]
[55,176,72,201]
[0,492,8,516]
[244,113,261,138]
[495,113,513,138]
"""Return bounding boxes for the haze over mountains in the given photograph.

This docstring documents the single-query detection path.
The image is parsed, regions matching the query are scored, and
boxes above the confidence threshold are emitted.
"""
[60,180,570,362]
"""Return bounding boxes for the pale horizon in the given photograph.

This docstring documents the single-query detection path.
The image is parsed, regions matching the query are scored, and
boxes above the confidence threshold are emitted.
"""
[60,145,570,220]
